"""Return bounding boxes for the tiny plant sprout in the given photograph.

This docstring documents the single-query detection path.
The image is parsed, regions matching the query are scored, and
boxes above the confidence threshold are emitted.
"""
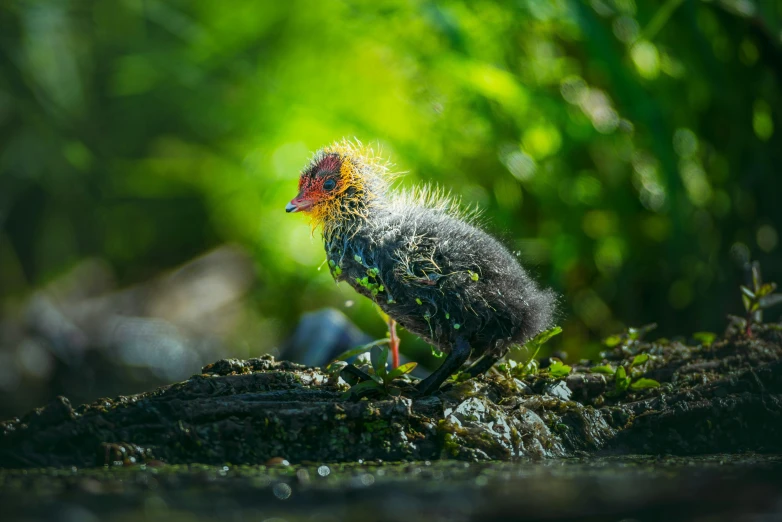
[630,378,660,390]
[590,364,615,375]
[693,332,717,347]
[739,261,782,336]
[547,359,571,378]
[340,341,418,399]
[505,325,562,379]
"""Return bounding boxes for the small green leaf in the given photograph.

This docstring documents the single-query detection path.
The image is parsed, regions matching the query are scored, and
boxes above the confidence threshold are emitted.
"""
[453,324,461,330]
[334,266,342,276]
[342,380,381,399]
[333,340,389,362]
[631,353,650,367]
[469,271,479,281]
[370,345,388,378]
[630,378,661,390]
[742,294,753,312]
[445,313,450,319]
[524,326,563,353]
[446,371,471,384]
[590,364,615,375]
[751,262,761,290]
[328,260,336,268]
[388,362,418,380]
[415,298,422,305]
[548,359,571,378]
[325,360,348,374]
[431,346,445,358]
[740,285,756,300]
[615,366,631,393]
[516,326,562,376]
[354,255,363,263]
[760,293,782,309]
[603,335,622,347]
[627,323,657,341]
[517,359,539,377]
[757,282,776,298]
[692,332,717,346]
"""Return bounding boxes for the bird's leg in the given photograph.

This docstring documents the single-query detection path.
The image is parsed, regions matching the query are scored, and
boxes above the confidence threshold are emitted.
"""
[462,353,502,378]
[387,317,400,369]
[416,337,471,396]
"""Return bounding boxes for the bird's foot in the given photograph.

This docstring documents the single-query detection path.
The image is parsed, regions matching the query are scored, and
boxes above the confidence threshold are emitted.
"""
[413,337,472,396]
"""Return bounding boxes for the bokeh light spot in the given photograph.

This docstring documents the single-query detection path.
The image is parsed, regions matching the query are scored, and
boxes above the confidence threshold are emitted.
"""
[594,236,625,274]
[522,124,562,160]
[631,41,660,80]
[753,100,774,141]
[669,279,693,309]
[582,210,616,239]
[612,16,639,44]
[502,150,537,181]
[757,225,779,252]
[679,160,712,207]
[673,128,698,158]
[573,289,611,329]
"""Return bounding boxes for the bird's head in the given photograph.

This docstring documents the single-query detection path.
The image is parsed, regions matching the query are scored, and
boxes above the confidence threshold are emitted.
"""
[286,139,391,233]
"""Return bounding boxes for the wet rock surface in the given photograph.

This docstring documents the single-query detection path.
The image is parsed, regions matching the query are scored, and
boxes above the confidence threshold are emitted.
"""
[1,323,781,468]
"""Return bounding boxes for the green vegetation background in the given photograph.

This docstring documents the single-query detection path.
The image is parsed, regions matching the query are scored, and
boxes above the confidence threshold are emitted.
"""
[1,0,781,363]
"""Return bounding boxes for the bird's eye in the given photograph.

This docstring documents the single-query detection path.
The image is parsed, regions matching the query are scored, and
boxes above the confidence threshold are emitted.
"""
[323,179,337,191]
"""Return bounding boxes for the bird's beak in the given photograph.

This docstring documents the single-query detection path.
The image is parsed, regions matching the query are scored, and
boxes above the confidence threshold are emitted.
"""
[286,195,313,213]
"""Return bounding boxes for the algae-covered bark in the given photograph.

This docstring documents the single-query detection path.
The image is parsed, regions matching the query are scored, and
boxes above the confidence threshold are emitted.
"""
[1,324,781,468]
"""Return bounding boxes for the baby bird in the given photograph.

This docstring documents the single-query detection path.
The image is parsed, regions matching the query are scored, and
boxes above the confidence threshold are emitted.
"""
[286,140,555,395]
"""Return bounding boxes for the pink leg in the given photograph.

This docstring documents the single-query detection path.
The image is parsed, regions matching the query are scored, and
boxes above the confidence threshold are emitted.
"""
[388,318,400,369]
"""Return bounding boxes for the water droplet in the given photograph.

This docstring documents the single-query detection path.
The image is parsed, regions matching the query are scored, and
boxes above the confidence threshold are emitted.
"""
[272,482,292,500]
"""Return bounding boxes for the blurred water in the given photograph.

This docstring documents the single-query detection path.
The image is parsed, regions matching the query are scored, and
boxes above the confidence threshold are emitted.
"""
[1,455,780,521]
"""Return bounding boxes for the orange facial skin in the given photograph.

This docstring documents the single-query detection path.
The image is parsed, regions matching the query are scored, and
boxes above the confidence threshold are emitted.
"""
[286,153,343,214]
[286,140,391,238]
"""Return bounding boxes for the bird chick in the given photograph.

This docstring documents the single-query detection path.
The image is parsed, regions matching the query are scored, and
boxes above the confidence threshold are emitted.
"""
[286,140,556,395]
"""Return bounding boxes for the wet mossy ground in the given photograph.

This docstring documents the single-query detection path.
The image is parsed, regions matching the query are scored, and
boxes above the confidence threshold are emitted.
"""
[1,323,781,468]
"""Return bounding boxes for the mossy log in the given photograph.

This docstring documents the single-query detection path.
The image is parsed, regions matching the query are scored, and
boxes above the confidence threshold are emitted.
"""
[1,324,781,468]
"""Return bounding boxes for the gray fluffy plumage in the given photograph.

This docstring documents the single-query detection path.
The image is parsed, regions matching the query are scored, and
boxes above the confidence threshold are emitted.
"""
[325,188,556,363]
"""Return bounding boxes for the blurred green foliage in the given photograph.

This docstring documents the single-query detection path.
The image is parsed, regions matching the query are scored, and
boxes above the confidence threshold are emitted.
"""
[1,0,781,359]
